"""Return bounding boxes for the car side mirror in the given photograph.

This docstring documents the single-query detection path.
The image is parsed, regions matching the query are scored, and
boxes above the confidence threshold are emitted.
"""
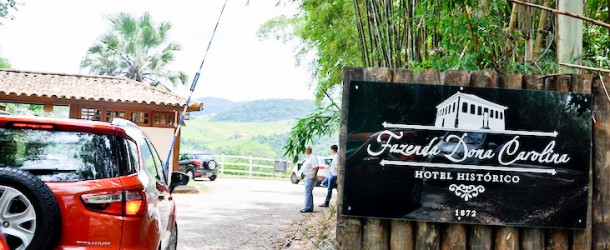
[170,171,190,194]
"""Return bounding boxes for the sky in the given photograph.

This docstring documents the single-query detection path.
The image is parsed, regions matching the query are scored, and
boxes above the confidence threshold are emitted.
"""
[0,0,314,102]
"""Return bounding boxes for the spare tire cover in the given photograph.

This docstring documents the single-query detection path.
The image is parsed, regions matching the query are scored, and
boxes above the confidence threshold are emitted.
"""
[0,168,61,250]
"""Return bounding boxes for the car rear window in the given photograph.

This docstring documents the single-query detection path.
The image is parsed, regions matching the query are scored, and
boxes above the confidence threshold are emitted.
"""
[0,128,120,182]
[194,154,214,161]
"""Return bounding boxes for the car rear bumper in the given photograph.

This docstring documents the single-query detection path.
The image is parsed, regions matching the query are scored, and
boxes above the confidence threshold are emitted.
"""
[195,169,218,177]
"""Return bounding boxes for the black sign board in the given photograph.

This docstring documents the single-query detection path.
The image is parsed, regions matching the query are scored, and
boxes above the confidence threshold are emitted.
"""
[343,81,592,229]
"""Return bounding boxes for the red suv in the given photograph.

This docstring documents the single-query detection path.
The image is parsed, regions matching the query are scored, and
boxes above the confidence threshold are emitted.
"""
[0,116,189,249]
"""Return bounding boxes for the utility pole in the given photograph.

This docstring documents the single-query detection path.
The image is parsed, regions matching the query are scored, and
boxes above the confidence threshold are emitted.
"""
[557,0,583,73]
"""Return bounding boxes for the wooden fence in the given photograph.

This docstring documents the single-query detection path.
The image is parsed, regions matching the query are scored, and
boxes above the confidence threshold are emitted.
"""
[215,154,289,178]
[337,67,610,250]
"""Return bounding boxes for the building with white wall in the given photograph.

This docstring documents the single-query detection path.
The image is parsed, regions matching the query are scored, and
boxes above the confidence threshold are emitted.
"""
[434,92,507,131]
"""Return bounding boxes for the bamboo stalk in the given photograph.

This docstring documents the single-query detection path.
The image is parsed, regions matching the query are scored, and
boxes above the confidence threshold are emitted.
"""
[533,0,551,59]
[502,2,519,59]
[559,62,610,74]
[353,0,368,66]
[463,6,479,55]
[510,0,610,30]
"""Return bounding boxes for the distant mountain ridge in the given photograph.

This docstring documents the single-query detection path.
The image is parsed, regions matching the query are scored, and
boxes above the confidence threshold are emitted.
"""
[192,97,314,122]
[194,97,236,115]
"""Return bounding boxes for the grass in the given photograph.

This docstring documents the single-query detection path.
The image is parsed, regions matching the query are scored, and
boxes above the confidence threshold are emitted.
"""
[181,116,295,152]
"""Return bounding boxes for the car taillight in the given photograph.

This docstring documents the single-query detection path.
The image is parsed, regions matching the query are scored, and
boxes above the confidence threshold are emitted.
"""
[124,190,146,216]
[81,190,146,217]
[193,160,203,166]
[10,122,55,130]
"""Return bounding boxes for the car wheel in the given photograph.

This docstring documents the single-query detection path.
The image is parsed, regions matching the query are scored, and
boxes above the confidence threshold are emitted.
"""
[0,168,61,250]
[207,161,217,170]
[186,170,196,181]
[209,175,217,181]
[290,173,299,184]
[166,222,178,250]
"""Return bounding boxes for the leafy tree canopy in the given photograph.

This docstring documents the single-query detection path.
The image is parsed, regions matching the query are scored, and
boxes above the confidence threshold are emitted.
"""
[81,12,187,90]
[0,0,18,24]
[260,0,610,161]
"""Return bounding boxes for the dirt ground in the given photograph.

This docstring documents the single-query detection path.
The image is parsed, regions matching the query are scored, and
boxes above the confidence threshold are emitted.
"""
[172,176,335,250]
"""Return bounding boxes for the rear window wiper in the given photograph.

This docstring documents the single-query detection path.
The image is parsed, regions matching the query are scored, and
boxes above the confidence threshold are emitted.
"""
[20,167,78,175]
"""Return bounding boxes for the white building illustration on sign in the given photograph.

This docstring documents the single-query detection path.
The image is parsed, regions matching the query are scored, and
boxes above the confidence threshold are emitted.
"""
[434,92,507,131]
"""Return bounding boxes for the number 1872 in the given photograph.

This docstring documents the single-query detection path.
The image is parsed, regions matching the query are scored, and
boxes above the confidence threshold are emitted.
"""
[455,209,476,218]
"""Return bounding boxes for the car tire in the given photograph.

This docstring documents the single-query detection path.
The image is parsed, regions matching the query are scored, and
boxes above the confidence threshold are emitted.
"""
[209,175,217,181]
[186,170,196,181]
[0,168,61,250]
[165,222,178,250]
[290,173,299,184]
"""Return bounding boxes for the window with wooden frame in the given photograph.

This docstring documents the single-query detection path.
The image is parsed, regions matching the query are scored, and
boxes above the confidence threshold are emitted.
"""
[152,112,175,127]
[105,110,126,122]
[81,108,101,121]
[130,111,150,126]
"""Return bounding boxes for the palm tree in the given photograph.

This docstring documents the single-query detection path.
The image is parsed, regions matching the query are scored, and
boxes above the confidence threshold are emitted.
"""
[81,12,187,90]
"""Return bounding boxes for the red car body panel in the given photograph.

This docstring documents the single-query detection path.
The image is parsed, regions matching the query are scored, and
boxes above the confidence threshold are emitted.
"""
[47,179,125,249]
[0,116,177,250]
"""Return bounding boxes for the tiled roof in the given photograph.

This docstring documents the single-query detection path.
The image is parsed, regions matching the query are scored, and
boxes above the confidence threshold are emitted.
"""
[0,69,202,111]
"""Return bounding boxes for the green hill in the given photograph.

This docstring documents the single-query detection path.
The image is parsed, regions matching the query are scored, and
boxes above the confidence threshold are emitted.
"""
[191,97,236,117]
[181,117,294,157]
[211,99,314,122]
[181,98,333,159]
[180,116,337,159]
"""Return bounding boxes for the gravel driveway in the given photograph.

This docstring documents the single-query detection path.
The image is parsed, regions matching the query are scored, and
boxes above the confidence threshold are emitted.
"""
[173,177,328,249]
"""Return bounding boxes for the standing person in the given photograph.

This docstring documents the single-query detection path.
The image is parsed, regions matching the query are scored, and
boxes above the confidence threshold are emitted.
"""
[301,146,319,213]
[320,145,338,207]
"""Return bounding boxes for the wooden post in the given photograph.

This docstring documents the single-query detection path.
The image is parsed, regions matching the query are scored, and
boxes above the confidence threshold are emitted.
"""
[467,70,495,250]
[592,75,610,249]
[390,68,416,250]
[495,74,521,250]
[523,75,544,90]
[440,70,469,250]
[543,76,570,250]
[363,219,390,250]
[391,220,414,250]
[337,67,364,250]
[521,74,546,250]
[415,222,440,250]
[571,74,593,250]
[414,69,441,250]
[360,68,394,249]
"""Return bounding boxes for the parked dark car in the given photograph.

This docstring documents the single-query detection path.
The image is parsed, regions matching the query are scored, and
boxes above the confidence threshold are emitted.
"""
[179,153,218,181]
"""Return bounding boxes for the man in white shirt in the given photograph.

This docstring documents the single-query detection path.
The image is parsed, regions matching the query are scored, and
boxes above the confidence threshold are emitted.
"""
[320,145,338,207]
[301,146,318,213]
